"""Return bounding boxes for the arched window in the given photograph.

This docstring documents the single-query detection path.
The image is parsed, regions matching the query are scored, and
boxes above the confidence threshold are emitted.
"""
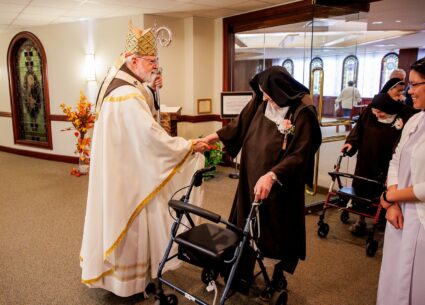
[282,59,294,76]
[380,52,399,89]
[310,57,323,70]
[341,55,359,89]
[7,32,52,149]
[310,57,323,94]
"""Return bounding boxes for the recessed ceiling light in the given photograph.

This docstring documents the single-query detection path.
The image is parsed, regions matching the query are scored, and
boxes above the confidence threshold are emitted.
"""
[373,44,397,48]
[395,20,402,23]
[372,21,383,25]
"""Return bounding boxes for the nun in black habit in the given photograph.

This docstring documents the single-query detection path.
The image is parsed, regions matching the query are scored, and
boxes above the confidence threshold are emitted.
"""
[342,91,416,234]
[202,66,322,290]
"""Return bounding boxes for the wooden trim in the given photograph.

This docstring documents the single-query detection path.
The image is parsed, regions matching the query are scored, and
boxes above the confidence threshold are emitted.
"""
[49,114,68,121]
[177,114,223,123]
[0,145,78,164]
[0,111,12,117]
[7,31,53,150]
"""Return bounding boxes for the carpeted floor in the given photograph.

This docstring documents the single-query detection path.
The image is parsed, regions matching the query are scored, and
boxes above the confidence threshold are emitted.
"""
[0,152,383,305]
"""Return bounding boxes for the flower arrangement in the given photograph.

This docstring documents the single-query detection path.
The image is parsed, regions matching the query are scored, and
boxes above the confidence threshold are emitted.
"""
[60,92,96,176]
[392,117,404,130]
[204,142,224,169]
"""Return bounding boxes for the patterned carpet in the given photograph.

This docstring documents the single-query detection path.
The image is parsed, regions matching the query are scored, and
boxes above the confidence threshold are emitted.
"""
[0,152,382,305]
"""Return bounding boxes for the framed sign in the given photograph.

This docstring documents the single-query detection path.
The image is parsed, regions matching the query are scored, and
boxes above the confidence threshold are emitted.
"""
[197,98,212,114]
[221,91,253,118]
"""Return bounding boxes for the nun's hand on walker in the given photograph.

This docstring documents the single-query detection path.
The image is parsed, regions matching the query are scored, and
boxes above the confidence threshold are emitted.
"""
[386,204,404,230]
[341,143,352,153]
[253,173,274,202]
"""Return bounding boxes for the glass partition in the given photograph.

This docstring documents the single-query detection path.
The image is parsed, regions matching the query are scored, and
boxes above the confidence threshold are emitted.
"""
[225,3,417,195]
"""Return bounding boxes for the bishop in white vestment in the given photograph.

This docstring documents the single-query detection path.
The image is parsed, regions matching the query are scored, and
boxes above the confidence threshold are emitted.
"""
[80,23,208,297]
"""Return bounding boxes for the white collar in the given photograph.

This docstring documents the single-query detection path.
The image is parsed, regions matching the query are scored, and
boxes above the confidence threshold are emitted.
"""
[377,113,397,124]
[265,102,289,124]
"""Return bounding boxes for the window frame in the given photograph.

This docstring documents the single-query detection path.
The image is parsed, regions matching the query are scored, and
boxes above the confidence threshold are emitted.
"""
[7,31,52,149]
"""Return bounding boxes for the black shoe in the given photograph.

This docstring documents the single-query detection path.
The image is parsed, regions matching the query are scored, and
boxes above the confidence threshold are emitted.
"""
[259,286,274,302]
[349,221,367,236]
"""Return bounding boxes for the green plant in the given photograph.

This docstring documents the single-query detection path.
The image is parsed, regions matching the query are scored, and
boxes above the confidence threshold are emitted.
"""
[204,141,224,168]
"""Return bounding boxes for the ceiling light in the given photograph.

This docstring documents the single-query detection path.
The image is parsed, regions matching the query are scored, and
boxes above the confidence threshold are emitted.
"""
[373,44,397,48]
[395,20,401,23]
[372,21,383,25]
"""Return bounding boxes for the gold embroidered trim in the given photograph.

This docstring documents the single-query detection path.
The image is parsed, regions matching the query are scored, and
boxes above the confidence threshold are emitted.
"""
[114,262,148,270]
[111,269,149,282]
[81,269,114,284]
[104,93,145,103]
[82,266,150,284]
[103,147,194,260]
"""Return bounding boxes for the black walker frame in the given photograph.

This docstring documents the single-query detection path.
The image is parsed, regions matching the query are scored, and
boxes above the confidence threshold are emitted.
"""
[154,167,288,305]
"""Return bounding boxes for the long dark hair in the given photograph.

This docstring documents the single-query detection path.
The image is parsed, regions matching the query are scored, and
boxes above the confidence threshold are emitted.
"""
[411,57,425,78]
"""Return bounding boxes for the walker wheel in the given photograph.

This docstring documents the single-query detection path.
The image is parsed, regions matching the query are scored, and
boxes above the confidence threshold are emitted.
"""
[272,273,288,291]
[271,290,288,305]
[340,211,350,223]
[366,240,378,257]
[317,223,329,238]
[166,294,178,305]
[154,293,178,305]
[201,268,218,285]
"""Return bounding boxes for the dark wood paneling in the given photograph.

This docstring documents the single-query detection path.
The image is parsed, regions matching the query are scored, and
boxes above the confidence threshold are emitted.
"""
[0,145,78,164]
[0,111,12,117]
[49,114,68,121]
[399,48,419,81]
[177,114,223,123]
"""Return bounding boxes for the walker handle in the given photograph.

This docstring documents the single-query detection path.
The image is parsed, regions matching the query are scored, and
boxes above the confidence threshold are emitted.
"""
[169,199,221,223]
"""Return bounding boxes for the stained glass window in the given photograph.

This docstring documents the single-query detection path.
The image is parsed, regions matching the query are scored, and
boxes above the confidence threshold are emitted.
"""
[341,55,358,90]
[310,57,323,94]
[380,52,399,89]
[282,59,294,76]
[8,32,52,148]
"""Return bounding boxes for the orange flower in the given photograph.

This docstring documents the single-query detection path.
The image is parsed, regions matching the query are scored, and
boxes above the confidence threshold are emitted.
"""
[60,91,95,161]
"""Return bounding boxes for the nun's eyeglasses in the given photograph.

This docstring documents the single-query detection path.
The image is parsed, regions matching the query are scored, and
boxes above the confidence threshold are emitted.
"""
[407,81,425,89]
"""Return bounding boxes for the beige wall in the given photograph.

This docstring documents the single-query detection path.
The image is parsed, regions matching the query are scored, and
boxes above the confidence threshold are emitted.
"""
[0,14,223,155]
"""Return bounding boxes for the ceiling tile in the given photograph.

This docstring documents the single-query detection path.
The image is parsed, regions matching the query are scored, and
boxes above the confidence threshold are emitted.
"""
[31,0,79,9]
[0,0,31,4]
[21,5,68,16]
[228,0,272,11]
[17,13,57,22]
[0,3,26,13]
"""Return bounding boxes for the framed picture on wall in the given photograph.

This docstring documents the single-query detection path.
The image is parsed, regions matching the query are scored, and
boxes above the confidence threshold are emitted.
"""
[197,98,212,114]
[220,91,253,119]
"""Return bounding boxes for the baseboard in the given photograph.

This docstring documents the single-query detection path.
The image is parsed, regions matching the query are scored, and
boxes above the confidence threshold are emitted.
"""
[0,145,78,164]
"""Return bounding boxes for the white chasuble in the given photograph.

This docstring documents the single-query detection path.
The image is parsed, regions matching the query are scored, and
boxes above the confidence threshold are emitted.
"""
[80,84,204,297]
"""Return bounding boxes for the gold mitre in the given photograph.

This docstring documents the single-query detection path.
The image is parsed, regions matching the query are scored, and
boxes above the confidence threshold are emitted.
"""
[123,21,157,56]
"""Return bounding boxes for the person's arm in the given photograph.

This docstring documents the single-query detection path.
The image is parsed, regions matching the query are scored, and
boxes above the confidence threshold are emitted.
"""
[335,92,343,103]
[201,133,219,144]
[215,96,260,158]
[383,186,418,204]
[269,107,321,189]
[355,88,361,105]
[342,108,367,156]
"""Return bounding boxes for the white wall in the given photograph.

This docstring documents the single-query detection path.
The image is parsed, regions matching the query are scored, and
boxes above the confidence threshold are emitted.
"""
[0,15,144,155]
[0,14,222,155]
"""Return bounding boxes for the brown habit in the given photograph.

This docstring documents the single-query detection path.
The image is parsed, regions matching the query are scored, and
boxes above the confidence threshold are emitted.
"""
[217,66,322,264]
